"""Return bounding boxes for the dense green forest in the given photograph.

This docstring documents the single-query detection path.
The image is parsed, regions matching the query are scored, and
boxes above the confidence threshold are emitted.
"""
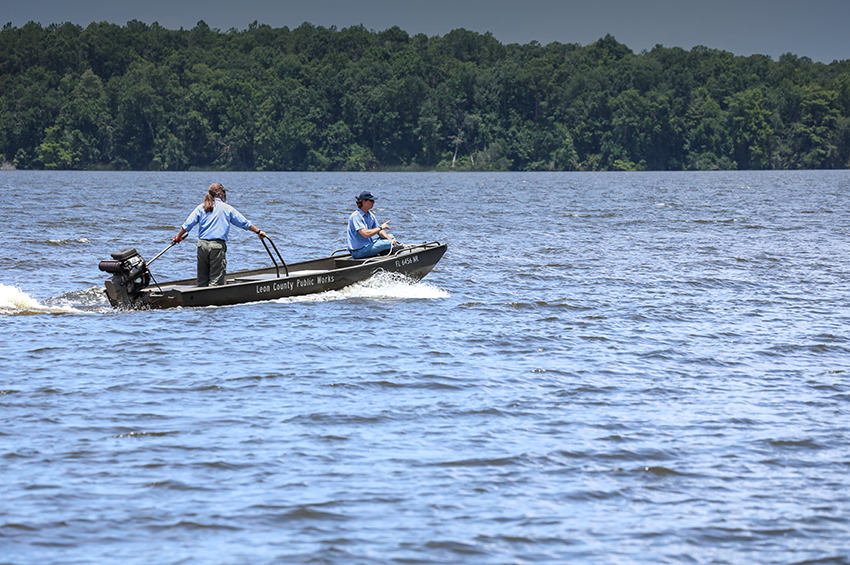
[1,20,849,171]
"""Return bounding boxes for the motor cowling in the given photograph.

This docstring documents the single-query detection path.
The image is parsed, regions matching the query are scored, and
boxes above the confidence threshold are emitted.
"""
[99,248,151,307]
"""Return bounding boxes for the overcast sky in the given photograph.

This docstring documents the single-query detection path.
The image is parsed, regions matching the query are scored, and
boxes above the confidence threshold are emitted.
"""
[5,0,848,64]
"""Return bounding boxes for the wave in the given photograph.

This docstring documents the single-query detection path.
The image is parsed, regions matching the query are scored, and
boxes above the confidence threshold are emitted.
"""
[46,238,91,246]
[0,284,93,315]
[271,271,449,304]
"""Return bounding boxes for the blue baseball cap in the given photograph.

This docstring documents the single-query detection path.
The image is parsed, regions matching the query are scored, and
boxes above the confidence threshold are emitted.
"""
[356,191,377,201]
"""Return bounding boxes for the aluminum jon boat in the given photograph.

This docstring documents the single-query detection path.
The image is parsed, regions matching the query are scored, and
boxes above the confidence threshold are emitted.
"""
[98,237,447,309]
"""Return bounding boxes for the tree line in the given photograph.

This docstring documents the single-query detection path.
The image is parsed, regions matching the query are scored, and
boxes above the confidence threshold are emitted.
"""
[1,20,849,171]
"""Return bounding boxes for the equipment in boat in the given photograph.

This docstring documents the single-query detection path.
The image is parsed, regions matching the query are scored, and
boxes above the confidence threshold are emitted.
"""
[98,240,177,307]
[98,236,447,309]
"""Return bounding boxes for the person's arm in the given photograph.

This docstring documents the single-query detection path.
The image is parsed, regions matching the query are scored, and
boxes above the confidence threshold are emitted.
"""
[228,207,265,239]
[376,221,396,242]
[174,206,201,242]
[357,222,387,239]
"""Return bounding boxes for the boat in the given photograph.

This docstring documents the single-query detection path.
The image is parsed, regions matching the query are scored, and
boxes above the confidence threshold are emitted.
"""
[98,237,447,309]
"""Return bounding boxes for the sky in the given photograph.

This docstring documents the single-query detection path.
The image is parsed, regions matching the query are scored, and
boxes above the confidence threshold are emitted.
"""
[4,0,849,64]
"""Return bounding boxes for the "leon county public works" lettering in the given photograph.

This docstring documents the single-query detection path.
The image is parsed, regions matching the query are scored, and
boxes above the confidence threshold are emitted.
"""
[256,274,335,294]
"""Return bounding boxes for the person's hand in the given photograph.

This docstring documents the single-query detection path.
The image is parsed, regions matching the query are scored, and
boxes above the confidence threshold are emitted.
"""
[172,234,183,243]
[258,230,266,239]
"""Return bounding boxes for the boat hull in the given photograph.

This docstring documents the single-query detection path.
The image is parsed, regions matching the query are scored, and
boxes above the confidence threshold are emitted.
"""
[104,242,447,309]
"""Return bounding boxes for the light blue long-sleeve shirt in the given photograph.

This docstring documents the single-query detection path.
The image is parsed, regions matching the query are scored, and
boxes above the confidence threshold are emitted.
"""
[181,198,252,241]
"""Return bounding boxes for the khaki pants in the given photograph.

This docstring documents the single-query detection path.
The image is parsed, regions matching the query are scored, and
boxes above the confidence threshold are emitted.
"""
[197,239,227,286]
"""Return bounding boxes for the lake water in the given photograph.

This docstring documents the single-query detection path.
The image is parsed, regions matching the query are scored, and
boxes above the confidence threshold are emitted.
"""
[1,170,848,564]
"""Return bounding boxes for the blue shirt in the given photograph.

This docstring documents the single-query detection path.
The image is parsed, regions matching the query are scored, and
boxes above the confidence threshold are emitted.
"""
[347,209,379,250]
[182,198,252,241]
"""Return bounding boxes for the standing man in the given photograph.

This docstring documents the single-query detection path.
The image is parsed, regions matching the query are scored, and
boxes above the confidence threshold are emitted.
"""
[347,191,399,259]
[173,183,266,286]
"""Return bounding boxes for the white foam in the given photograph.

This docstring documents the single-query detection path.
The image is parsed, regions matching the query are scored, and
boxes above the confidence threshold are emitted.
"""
[0,284,86,315]
[0,284,40,309]
[47,237,91,245]
[271,272,449,304]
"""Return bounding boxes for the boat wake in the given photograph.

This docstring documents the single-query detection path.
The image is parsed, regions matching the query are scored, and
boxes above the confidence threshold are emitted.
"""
[1,273,447,315]
[0,284,106,315]
[271,271,449,304]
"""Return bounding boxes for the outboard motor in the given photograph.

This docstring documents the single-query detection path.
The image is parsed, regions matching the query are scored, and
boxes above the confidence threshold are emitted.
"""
[99,248,151,307]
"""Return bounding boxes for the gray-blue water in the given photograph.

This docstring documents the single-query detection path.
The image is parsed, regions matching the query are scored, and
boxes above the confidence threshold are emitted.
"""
[1,171,849,565]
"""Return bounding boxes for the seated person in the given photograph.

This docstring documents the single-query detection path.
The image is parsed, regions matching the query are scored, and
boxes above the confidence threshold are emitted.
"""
[347,191,400,259]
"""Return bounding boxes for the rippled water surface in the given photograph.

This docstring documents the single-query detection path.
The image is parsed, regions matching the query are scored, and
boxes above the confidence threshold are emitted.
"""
[2,171,849,564]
